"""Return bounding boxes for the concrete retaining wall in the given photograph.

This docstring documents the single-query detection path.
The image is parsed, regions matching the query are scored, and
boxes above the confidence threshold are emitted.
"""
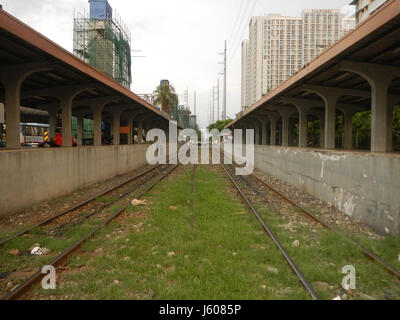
[254,145,400,236]
[0,144,149,216]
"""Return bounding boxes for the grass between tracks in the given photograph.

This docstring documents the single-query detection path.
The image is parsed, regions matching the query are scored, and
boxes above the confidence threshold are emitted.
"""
[30,165,311,300]
[304,208,400,270]
[4,165,399,300]
[253,205,400,300]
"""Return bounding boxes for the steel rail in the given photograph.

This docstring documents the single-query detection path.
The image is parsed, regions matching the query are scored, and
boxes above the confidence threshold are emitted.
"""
[220,162,320,300]
[0,164,163,246]
[249,172,400,279]
[2,164,180,300]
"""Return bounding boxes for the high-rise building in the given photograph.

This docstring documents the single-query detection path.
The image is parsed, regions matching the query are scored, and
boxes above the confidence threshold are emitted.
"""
[350,0,389,24]
[241,10,355,109]
[342,17,357,36]
[302,9,342,65]
[263,15,303,95]
[247,17,264,108]
[73,0,132,89]
[241,40,249,108]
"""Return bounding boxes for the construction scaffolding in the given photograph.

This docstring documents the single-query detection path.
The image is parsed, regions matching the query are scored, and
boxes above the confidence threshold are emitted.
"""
[73,8,132,89]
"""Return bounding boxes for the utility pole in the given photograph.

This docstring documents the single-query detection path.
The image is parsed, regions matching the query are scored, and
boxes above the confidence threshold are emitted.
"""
[212,86,215,124]
[194,91,197,116]
[184,88,189,110]
[217,79,220,121]
[194,91,197,126]
[209,101,212,125]
[218,40,227,120]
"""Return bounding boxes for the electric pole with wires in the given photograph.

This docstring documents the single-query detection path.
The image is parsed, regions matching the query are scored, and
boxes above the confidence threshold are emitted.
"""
[218,40,227,120]
[212,86,215,124]
[216,78,220,122]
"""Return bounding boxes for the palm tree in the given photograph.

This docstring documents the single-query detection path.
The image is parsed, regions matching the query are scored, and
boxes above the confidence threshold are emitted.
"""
[153,83,178,115]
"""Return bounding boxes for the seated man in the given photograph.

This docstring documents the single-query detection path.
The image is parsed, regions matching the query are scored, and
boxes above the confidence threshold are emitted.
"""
[50,128,63,147]
[39,128,62,148]
[39,129,77,148]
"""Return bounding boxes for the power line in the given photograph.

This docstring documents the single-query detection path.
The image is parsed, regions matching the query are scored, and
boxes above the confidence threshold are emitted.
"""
[226,0,246,48]
[227,0,257,55]
[227,0,259,64]
[227,1,253,53]
[227,0,260,67]
[218,40,227,120]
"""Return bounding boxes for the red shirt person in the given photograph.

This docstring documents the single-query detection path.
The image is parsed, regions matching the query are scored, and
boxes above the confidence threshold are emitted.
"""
[39,129,76,148]
[52,131,76,147]
[53,131,63,147]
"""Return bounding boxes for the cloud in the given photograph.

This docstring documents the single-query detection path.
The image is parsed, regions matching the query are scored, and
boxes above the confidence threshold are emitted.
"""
[2,0,352,128]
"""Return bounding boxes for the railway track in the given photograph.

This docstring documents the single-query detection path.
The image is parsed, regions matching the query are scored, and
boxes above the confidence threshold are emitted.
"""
[1,164,179,300]
[210,150,319,300]
[247,171,400,280]
[0,164,165,246]
[219,150,400,299]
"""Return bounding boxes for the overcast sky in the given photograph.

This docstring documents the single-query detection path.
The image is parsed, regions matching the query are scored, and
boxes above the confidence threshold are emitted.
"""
[1,0,354,128]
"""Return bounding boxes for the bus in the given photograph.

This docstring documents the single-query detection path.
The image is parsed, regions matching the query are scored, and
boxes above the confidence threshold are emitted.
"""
[0,123,49,147]
[21,123,49,146]
[0,119,95,148]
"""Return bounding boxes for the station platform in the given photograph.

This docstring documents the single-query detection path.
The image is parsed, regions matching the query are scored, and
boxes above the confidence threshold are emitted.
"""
[0,144,149,216]
[252,145,400,236]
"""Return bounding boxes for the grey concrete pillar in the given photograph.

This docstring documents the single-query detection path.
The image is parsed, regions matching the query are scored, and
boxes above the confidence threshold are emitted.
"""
[76,115,84,146]
[0,63,54,149]
[164,123,170,144]
[48,108,58,138]
[112,112,121,145]
[299,110,308,148]
[137,120,143,144]
[343,111,354,150]
[339,61,400,152]
[3,82,21,149]
[270,119,277,146]
[371,82,390,152]
[93,108,102,146]
[324,96,338,149]
[261,118,268,145]
[280,113,290,147]
[60,96,73,147]
[254,122,260,145]
[127,118,133,144]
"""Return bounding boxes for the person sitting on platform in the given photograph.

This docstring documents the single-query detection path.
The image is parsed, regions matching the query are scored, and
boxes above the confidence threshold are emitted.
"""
[39,129,77,148]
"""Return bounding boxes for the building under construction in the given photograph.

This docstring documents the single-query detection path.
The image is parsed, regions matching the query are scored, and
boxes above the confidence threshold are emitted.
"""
[73,0,132,89]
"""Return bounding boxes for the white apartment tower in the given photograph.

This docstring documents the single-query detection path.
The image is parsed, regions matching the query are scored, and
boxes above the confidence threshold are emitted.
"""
[247,17,265,108]
[302,9,342,65]
[241,40,250,108]
[342,17,357,36]
[241,10,355,109]
[264,15,303,95]
[350,0,389,24]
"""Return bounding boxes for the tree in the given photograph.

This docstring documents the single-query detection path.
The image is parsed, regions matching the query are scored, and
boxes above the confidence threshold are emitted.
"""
[352,110,371,149]
[153,83,178,114]
[207,119,234,132]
